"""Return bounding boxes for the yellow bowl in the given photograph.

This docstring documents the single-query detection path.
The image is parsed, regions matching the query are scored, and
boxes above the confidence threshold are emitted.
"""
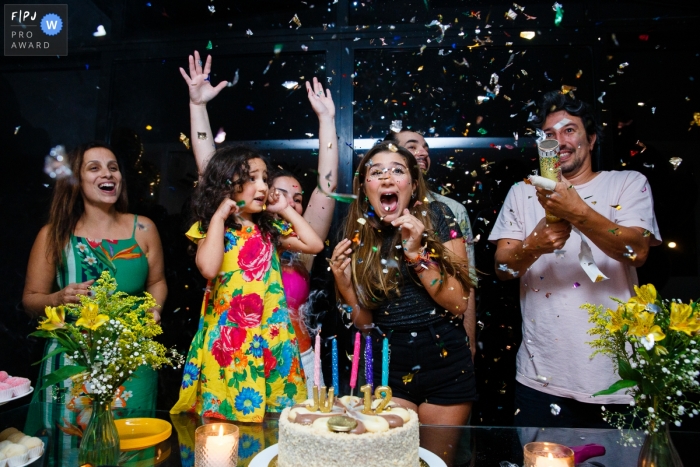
[115,418,172,452]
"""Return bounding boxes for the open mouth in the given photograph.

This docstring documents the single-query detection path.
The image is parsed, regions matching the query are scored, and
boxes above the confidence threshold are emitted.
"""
[98,182,116,192]
[379,192,399,213]
[253,196,266,203]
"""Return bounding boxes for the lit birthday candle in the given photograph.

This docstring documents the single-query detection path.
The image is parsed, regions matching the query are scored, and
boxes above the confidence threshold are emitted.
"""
[314,331,321,388]
[381,337,389,387]
[331,337,339,394]
[350,332,361,395]
[365,335,374,389]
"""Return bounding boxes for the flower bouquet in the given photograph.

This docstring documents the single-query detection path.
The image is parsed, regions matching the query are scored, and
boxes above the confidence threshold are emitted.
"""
[585,284,700,466]
[30,271,183,465]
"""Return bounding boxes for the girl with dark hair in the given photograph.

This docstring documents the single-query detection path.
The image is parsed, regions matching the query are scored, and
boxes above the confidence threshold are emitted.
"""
[22,142,166,464]
[170,145,324,421]
[180,51,338,395]
[330,142,477,426]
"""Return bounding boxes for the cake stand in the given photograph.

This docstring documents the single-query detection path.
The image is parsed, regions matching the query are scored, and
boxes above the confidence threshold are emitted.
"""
[249,445,447,467]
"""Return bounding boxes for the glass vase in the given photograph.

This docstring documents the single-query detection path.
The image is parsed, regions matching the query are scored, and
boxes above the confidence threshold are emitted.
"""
[78,399,121,466]
[637,423,683,467]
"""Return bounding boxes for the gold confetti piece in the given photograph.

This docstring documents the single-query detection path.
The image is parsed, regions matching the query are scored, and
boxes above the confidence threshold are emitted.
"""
[357,218,367,225]
[610,204,622,210]
[289,14,301,29]
[387,143,398,152]
[146,125,153,131]
[576,69,583,78]
[669,157,683,170]
[691,112,700,128]
[402,372,415,384]
[642,230,651,237]
[327,142,333,149]
[561,85,577,94]
[417,66,424,71]
[179,132,190,149]
[520,31,535,40]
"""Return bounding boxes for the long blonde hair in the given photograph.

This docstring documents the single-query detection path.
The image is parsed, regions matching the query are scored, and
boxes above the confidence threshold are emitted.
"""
[340,142,474,310]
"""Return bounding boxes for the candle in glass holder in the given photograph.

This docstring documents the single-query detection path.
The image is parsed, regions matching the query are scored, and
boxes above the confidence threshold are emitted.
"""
[523,442,574,467]
[195,423,239,467]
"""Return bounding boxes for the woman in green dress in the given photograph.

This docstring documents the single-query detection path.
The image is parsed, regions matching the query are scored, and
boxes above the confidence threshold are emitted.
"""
[22,141,167,464]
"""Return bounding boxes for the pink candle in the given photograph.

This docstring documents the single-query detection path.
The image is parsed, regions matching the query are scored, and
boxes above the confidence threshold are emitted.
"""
[314,332,321,388]
[350,332,361,392]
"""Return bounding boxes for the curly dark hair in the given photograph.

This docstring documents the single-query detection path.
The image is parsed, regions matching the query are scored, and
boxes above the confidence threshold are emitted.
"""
[191,146,280,245]
[531,91,603,147]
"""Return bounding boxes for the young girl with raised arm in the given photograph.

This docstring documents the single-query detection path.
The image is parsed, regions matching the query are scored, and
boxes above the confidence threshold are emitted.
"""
[179,51,338,394]
[170,146,324,421]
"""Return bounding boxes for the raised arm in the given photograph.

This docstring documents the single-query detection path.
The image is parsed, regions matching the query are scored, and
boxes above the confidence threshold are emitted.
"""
[303,78,338,242]
[22,226,94,318]
[179,50,228,175]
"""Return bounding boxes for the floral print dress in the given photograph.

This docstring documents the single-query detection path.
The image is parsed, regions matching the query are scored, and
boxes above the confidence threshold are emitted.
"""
[171,222,306,422]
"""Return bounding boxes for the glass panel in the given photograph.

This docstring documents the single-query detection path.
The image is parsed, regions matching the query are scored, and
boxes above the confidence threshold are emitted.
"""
[111,52,327,144]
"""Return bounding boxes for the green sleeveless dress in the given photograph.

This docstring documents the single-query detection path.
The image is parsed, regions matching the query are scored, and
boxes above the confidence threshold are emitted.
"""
[28,215,157,466]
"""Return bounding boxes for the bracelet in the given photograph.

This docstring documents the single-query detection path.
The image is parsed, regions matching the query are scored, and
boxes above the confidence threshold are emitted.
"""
[404,247,433,271]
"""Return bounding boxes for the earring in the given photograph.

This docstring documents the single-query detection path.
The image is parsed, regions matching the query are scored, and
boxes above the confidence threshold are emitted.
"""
[578,144,581,148]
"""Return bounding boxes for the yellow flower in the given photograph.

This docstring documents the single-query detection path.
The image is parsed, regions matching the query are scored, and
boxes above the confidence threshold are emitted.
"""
[38,306,66,331]
[628,311,666,342]
[669,302,700,336]
[76,303,109,331]
[606,306,629,333]
[630,284,657,306]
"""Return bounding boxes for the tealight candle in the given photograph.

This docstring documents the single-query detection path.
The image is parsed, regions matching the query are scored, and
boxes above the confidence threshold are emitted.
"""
[195,423,239,467]
[523,442,574,467]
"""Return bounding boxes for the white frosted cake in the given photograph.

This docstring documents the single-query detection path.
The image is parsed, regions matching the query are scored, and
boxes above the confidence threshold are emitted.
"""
[277,395,420,467]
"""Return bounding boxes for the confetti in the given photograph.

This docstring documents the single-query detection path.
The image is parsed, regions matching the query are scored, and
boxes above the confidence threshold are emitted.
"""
[390,120,402,133]
[281,81,299,89]
[552,2,564,26]
[505,9,517,20]
[669,157,682,170]
[214,128,226,144]
[93,25,106,37]
[289,14,302,29]
[206,40,213,50]
[357,218,367,225]
[477,128,488,135]
[545,293,553,298]
[520,31,535,40]
[425,19,451,43]
[642,230,651,237]
[227,69,240,88]
[573,282,581,288]
[179,132,190,149]
[402,372,416,384]
[44,145,73,180]
[246,29,254,36]
[13,126,20,135]
[610,204,622,210]
[197,132,208,140]
[550,403,561,415]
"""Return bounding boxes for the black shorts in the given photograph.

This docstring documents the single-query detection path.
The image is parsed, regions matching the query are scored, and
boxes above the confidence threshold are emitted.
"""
[371,319,477,406]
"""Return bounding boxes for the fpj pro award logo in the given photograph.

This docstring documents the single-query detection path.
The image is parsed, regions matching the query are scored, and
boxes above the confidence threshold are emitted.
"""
[5,4,67,56]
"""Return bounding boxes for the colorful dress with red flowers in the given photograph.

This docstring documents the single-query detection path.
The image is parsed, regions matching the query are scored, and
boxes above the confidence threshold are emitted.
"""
[171,222,307,422]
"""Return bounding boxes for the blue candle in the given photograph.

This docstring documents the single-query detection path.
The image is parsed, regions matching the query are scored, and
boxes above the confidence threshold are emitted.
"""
[365,335,374,390]
[331,337,339,395]
[381,337,389,387]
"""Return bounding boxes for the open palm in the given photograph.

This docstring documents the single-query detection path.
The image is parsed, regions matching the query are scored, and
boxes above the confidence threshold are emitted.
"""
[180,50,228,105]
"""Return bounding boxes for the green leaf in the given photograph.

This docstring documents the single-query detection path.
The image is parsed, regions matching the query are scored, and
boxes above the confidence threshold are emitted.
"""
[618,358,641,382]
[592,379,637,396]
[32,346,69,366]
[268,282,283,294]
[39,365,87,391]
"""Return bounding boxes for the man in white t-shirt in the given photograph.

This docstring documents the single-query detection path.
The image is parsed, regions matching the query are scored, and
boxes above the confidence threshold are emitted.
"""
[384,130,477,361]
[488,91,662,428]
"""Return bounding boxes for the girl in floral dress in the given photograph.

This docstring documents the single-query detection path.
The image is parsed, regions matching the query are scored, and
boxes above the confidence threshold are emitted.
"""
[171,146,323,422]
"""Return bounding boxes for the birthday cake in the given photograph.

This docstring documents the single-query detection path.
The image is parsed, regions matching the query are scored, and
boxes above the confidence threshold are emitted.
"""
[277,394,420,467]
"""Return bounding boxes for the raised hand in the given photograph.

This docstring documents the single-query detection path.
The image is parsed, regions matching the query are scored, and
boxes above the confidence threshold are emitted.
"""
[213,198,240,223]
[265,188,289,214]
[179,50,228,106]
[391,209,426,258]
[329,238,353,291]
[306,77,335,119]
